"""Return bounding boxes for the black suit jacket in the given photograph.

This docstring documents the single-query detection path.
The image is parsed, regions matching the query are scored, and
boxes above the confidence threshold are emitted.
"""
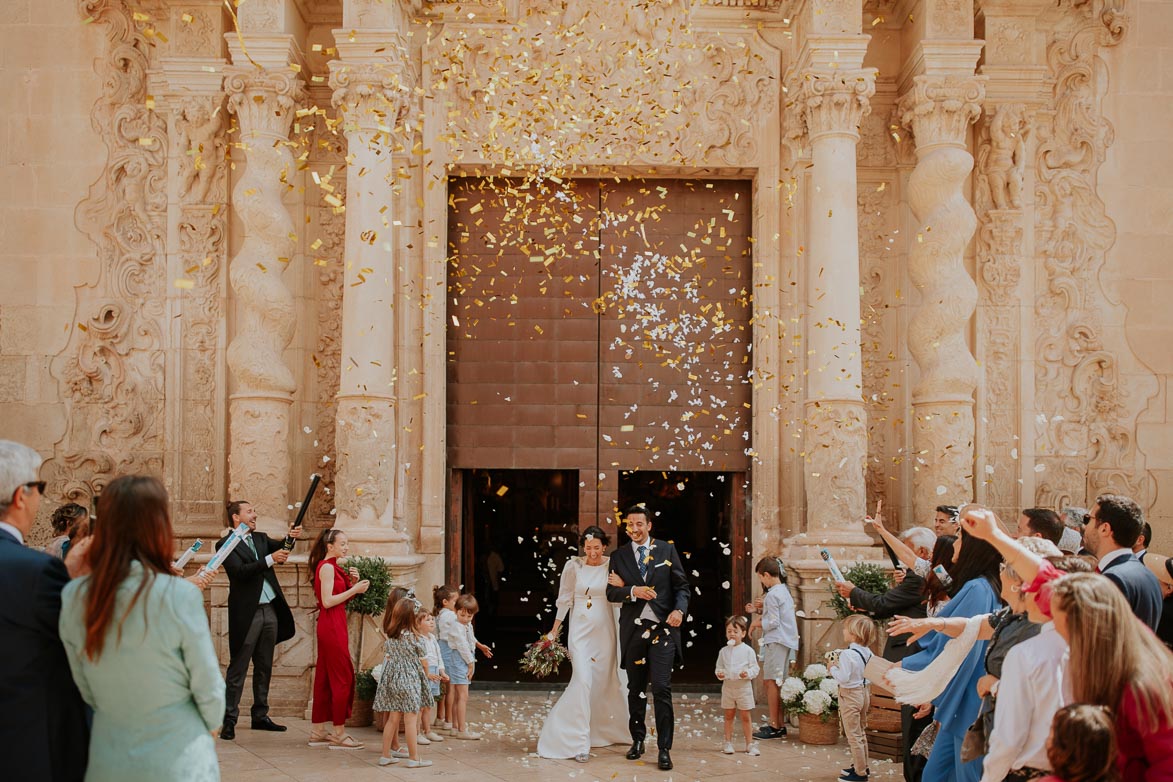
[849,572,928,662]
[216,531,295,658]
[606,539,691,668]
[1101,552,1163,632]
[0,528,89,782]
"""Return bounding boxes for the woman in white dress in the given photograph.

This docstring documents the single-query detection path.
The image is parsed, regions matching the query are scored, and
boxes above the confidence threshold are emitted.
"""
[537,525,630,762]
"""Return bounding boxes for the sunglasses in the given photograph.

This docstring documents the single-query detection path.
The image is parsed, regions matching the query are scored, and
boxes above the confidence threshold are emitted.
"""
[23,480,46,495]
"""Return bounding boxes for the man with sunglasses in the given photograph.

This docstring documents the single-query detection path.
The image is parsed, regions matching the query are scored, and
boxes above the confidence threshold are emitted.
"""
[0,440,89,781]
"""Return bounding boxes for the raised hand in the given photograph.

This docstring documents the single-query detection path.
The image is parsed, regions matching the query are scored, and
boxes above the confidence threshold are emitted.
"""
[887,615,932,643]
[960,505,998,540]
[834,581,855,598]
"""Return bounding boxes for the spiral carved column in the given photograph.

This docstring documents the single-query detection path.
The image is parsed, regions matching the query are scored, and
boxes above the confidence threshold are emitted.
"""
[898,74,986,521]
[224,67,304,526]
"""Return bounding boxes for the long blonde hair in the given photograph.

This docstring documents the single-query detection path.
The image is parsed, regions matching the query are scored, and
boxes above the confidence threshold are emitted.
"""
[1051,572,1173,734]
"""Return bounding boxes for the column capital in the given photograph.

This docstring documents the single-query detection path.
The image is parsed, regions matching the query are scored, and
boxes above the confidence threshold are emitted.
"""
[898,73,986,150]
[787,66,878,144]
[224,67,305,138]
[329,59,415,134]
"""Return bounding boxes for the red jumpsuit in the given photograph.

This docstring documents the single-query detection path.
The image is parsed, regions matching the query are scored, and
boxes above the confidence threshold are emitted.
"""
[311,558,354,725]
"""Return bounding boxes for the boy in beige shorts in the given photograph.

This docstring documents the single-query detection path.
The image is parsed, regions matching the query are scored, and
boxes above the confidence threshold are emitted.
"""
[715,616,761,756]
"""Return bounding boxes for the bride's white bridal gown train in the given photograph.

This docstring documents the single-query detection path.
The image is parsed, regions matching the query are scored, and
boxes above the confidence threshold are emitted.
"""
[537,558,630,759]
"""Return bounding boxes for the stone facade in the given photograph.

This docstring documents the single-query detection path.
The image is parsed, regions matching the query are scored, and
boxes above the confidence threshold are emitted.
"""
[1,0,1171,704]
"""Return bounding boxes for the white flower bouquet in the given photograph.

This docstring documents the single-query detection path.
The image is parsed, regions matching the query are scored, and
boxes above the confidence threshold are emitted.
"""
[781,662,840,722]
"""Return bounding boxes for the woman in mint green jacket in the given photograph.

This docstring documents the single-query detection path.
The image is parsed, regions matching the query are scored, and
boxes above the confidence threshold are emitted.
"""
[59,476,224,781]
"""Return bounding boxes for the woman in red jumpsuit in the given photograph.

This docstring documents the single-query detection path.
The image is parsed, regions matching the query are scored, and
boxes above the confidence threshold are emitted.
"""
[307,528,370,749]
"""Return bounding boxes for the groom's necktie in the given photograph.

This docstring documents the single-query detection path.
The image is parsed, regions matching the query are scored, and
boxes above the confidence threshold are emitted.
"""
[637,545,648,581]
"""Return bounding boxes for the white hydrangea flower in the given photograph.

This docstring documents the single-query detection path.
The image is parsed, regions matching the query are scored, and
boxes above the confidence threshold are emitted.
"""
[779,676,807,702]
[819,678,839,697]
[803,663,829,681]
[803,689,833,716]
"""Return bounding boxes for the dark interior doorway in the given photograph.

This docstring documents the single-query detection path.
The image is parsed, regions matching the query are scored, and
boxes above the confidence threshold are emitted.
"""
[617,470,748,683]
[461,468,579,683]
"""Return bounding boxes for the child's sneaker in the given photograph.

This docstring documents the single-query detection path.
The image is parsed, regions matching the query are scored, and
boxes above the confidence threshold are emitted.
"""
[389,748,410,759]
[425,731,445,742]
[839,770,869,782]
[453,730,482,740]
[752,724,786,740]
[746,742,761,756]
[722,741,735,754]
[440,720,453,731]
[417,735,431,745]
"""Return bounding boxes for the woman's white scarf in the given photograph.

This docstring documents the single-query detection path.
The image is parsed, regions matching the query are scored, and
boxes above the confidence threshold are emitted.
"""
[886,614,985,705]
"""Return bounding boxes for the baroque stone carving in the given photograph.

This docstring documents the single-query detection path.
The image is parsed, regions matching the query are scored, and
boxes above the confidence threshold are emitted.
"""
[858,184,896,510]
[977,103,1028,210]
[176,96,226,204]
[173,6,216,56]
[330,58,416,134]
[1033,0,1153,510]
[223,66,305,522]
[49,0,170,505]
[857,111,897,167]
[312,205,345,527]
[898,74,985,518]
[786,68,877,144]
[804,401,868,534]
[431,3,778,168]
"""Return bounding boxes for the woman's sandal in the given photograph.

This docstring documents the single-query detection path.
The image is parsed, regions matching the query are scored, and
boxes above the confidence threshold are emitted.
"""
[328,734,365,750]
[307,732,332,748]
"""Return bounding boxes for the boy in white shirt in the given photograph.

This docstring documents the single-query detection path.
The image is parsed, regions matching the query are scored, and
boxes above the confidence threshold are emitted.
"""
[716,615,761,756]
[746,556,799,739]
[828,615,878,782]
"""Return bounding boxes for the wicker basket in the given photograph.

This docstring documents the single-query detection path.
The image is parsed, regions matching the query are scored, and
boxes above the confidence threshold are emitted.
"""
[346,698,373,728]
[799,712,841,745]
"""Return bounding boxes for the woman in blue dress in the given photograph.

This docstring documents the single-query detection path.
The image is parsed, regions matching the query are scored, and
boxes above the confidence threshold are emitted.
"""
[60,476,224,782]
[890,525,1003,782]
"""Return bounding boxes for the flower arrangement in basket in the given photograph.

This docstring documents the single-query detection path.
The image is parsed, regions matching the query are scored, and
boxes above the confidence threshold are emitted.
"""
[781,664,841,745]
[781,663,840,721]
[519,634,570,679]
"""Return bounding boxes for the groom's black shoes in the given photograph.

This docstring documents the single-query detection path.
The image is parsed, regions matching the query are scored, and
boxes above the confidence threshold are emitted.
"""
[658,750,673,770]
[625,740,644,760]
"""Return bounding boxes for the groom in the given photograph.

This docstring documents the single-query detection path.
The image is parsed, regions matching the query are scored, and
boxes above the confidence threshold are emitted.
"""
[607,503,690,771]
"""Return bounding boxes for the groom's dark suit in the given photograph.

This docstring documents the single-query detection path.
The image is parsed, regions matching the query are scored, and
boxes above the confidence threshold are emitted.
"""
[607,538,690,751]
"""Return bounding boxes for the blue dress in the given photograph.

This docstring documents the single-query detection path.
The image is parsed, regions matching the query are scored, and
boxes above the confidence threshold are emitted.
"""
[902,577,1001,782]
[60,562,225,782]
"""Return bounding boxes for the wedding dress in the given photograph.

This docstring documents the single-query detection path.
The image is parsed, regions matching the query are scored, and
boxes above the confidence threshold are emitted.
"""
[536,558,630,758]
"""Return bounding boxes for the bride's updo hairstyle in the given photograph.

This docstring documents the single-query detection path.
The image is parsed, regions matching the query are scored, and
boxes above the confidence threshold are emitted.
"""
[579,525,611,548]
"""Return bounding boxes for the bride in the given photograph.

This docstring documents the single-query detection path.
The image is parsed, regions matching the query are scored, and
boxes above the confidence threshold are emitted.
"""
[537,525,630,762]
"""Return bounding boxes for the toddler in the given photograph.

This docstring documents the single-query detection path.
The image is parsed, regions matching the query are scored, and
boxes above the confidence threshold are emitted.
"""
[1038,704,1117,782]
[434,585,459,731]
[373,598,433,768]
[440,593,492,739]
[829,615,877,782]
[415,610,447,744]
[716,615,761,756]
[745,555,799,739]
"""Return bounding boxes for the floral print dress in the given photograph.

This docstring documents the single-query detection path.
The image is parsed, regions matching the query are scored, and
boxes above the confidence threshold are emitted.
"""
[373,632,431,713]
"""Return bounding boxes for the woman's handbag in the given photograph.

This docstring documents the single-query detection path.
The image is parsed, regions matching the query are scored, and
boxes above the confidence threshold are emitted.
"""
[910,720,939,758]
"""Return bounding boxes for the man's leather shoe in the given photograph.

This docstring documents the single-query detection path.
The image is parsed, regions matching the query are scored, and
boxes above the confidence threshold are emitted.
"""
[251,717,287,732]
[219,722,235,740]
[625,740,644,760]
[658,750,673,770]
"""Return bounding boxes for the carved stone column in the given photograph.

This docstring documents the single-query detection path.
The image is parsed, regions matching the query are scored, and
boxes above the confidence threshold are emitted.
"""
[898,73,986,521]
[327,49,412,549]
[790,63,877,548]
[223,66,305,528]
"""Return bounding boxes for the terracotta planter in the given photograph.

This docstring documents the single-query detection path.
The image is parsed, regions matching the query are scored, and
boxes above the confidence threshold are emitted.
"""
[346,697,373,728]
[798,712,840,745]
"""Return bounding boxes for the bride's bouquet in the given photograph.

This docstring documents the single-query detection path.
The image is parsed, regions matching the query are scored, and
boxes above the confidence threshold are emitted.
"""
[519,634,570,679]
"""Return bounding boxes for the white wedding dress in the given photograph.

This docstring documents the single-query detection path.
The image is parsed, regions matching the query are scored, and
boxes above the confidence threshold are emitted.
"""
[537,558,630,758]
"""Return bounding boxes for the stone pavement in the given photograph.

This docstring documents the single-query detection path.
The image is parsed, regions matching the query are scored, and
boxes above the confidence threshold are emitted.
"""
[219,692,905,782]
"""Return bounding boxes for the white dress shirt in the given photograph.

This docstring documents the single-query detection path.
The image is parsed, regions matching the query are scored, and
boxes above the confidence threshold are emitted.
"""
[630,539,661,624]
[830,643,872,688]
[979,623,1069,782]
[1097,547,1133,572]
[759,583,799,650]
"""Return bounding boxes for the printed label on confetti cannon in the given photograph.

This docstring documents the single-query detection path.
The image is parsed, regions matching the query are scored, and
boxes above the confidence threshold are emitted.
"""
[173,539,203,570]
[202,522,250,574]
[820,548,846,583]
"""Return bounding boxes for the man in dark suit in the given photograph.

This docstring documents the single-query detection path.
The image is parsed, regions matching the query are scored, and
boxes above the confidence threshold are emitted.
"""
[835,526,934,782]
[606,503,690,771]
[1082,494,1163,631]
[0,440,89,782]
[218,500,299,739]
